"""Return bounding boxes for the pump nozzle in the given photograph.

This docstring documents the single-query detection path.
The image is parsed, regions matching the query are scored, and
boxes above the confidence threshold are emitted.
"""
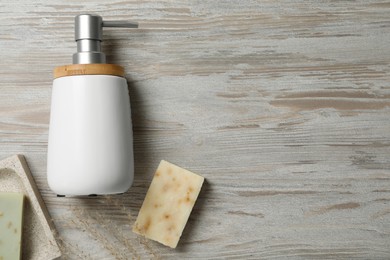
[73,14,138,64]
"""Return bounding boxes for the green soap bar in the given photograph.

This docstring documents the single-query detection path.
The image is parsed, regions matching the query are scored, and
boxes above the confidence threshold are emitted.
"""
[0,192,24,260]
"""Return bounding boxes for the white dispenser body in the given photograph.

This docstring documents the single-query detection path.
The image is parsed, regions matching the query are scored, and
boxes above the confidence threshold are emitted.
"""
[47,74,134,195]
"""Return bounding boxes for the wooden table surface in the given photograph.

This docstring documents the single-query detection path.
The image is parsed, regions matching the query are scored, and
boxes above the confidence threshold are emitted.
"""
[1,1,389,259]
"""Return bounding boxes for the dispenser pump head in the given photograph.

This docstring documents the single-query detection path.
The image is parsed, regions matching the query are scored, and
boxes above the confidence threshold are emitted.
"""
[73,14,138,64]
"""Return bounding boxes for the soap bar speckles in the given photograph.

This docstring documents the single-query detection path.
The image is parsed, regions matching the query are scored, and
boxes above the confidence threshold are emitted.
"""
[0,192,24,260]
[133,160,204,248]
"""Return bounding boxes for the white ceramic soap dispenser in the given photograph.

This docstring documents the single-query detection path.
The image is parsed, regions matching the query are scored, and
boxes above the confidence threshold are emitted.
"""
[47,14,138,196]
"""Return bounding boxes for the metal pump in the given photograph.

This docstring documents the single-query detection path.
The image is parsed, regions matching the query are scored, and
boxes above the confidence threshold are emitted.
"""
[73,14,138,64]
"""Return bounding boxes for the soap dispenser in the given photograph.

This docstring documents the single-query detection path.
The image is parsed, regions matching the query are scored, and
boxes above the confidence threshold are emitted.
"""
[47,14,138,196]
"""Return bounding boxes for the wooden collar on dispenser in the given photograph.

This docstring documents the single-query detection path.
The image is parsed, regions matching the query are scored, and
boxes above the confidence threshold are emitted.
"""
[53,64,125,79]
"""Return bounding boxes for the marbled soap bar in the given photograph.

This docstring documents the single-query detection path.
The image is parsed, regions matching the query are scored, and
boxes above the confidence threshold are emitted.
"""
[0,192,24,260]
[133,160,204,248]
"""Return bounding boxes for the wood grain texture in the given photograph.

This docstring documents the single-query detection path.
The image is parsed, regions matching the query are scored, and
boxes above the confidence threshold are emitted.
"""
[0,0,389,259]
[54,64,125,79]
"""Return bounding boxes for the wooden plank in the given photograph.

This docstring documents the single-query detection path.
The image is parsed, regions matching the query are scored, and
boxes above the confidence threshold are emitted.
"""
[0,0,389,258]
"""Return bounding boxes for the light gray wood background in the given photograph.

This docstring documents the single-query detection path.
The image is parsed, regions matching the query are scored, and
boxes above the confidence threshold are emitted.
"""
[0,0,389,259]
